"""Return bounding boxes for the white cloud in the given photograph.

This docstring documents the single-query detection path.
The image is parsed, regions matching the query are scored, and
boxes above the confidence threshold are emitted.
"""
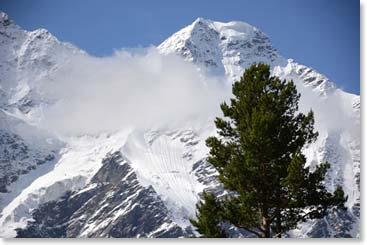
[37,48,357,138]
[39,48,230,135]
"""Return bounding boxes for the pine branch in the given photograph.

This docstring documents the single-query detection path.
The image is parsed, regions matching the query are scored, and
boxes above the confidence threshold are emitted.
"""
[237,225,263,238]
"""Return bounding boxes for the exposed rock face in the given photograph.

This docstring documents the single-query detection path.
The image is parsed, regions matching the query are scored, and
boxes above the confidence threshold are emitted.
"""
[0,129,55,193]
[16,152,193,238]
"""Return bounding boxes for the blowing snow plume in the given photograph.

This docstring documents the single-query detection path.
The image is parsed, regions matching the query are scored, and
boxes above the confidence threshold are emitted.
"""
[39,48,229,135]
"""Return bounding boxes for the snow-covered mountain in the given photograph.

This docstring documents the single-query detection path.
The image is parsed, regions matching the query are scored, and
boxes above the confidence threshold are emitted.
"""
[0,12,360,238]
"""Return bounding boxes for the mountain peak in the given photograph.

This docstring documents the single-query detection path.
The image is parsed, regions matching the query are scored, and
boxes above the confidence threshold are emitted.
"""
[188,18,259,40]
[0,11,12,26]
[192,17,210,25]
[158,18,283,79]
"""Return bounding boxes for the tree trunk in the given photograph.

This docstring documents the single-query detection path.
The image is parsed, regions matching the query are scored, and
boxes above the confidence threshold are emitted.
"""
[276,209,282,238]
[261,216,271,238]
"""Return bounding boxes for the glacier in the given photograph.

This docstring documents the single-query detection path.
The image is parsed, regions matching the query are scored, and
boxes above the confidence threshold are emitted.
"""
[0,12,360,237]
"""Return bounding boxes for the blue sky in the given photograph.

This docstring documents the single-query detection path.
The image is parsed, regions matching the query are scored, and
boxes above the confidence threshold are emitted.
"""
[0,0,360,94]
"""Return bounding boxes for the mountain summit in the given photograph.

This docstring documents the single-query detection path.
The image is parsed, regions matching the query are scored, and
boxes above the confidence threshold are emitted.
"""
[0,14,360,238]
[159,18,284,78]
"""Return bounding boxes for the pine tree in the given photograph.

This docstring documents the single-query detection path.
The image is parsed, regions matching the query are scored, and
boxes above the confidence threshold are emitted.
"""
[191,63,347,238]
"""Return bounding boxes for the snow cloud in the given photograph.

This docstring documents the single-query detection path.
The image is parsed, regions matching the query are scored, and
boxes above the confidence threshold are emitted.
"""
[39,48,229,135]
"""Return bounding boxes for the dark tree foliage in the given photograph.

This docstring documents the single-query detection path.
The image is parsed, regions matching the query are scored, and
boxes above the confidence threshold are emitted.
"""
[191,63,346,238]
[190,192,226,238]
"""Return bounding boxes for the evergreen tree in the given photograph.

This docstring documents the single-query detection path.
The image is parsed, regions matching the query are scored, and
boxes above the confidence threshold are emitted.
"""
[191,63,346,238]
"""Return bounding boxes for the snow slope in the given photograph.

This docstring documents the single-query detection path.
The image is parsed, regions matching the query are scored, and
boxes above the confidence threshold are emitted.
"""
[0,12,360,237]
